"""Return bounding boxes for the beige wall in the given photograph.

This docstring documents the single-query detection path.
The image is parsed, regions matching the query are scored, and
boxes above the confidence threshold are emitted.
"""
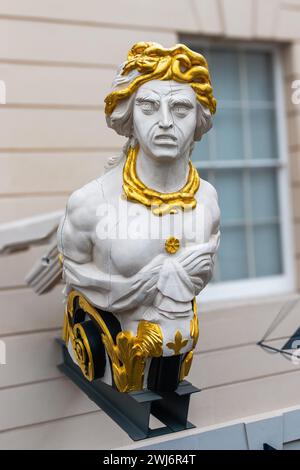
[285,42,300,289]
[1,0,300,449]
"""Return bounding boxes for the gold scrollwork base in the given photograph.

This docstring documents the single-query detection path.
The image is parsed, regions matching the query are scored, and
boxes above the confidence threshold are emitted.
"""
[62,291,163,392]
[71,323,94,381]
[62,291,199,392]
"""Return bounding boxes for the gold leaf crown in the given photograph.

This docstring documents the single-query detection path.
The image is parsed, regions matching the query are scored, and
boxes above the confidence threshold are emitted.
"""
[104,42,217,116]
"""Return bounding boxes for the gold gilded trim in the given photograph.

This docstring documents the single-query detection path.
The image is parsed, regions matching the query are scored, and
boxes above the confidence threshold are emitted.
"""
[63,291,163,392]
[62,305,69,344]
[166,330,189,355]
[180,350,194,381]
[104,42,216,116]
[180,298,199,381]
[190,297,199,349]
[123,145,200,216]
[72,323,95,381]
[109,320,163,393]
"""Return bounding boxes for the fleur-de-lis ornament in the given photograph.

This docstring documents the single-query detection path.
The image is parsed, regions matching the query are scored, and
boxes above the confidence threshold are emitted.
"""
[166,330,189,355]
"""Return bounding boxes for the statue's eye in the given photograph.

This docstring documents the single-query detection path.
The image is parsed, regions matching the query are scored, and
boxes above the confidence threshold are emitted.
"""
[173,105,190,116]
[139,101,156,114]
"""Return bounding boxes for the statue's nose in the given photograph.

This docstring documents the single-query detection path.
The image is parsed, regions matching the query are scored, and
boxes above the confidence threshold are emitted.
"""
[158,104,173,129]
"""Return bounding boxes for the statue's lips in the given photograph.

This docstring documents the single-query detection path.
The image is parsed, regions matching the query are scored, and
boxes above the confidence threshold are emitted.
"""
[154,134,177,146]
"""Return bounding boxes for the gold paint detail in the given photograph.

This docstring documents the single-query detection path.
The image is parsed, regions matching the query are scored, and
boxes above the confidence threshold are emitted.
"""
[58,253,64,266]
[180,350,194,381]
[123,145,200,216]
[190,298,199,349]
[108,321,163,393]
[71,323,95,381]
[63,291,163,392]
[62,305,69,344]
[166,330,189,355]
[180,298,199,381]
[165,236,180,254]
[104,42,216,116]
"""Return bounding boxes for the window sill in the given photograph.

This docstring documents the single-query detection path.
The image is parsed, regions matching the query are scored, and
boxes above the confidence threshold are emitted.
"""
[198,285,299,313]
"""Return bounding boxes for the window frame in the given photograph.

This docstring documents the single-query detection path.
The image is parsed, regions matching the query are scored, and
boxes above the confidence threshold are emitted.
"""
[183,39,295,303]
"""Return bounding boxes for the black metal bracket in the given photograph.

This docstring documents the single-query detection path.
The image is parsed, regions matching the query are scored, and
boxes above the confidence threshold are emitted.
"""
[263,443,277,450]
[57,340,200,441]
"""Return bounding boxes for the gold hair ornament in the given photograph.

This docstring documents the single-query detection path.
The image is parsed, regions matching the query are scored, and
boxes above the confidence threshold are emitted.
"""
[105,42,216,116]
[123,145,200,216]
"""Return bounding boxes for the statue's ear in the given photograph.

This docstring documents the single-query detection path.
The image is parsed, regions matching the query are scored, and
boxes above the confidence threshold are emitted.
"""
[194,102,213,141]
[106,95,135,137]
[194,126,202,142]
[129,135,139,148]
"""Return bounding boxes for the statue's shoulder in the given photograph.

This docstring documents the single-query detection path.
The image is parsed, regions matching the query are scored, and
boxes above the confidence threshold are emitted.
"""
[67,179,101,212]
[198,177,218,202]
[64,179,102,231]
[97,160,123,200]
[65,160,123,230]
[197,178,220,229]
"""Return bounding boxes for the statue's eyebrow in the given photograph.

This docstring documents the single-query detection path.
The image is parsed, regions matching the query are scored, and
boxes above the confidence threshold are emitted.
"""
[169,96,194,108]
[135,95,160,106]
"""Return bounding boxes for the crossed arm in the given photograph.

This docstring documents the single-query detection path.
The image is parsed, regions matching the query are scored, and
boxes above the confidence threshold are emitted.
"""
[58,181,220,310]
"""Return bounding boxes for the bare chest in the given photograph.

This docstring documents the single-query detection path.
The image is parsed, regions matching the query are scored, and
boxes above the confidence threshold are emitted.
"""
[92,197,215,276]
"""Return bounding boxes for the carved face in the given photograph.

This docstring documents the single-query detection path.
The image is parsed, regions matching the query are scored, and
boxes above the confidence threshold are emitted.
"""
[133,80,197,161]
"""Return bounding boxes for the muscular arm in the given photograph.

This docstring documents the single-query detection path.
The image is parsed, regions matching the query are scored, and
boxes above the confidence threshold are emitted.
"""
[177,180,221,293]
[57,183,97,264]
[206,180,221,253]
[203,177,220,221]
[57,181,162,310]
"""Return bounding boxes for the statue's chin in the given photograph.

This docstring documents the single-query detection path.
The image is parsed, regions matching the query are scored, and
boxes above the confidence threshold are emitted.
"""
[146,149,180,162]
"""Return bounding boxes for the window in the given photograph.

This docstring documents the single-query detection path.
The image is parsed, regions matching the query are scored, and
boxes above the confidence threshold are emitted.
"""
[188,42,295,302]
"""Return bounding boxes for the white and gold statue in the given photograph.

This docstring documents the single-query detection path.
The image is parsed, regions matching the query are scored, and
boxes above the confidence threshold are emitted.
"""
[57,42,220,394]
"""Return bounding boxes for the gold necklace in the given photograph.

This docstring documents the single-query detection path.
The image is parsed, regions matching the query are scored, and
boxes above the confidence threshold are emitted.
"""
[122,145,200,216]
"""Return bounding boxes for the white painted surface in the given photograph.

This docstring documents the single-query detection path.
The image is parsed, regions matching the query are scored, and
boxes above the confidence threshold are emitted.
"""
[58,76,220,375]
[0,0,300,450]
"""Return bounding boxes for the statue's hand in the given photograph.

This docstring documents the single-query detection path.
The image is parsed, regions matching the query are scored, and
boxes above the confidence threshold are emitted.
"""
[176,242,217,293]
[132,268,160,294]
[179,252,213,278]
[139,253,165,273]
[111,264,161,310]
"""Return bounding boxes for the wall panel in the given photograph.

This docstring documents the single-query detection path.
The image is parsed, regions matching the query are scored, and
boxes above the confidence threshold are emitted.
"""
[0,0,197,32]
[0,19,176,66]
